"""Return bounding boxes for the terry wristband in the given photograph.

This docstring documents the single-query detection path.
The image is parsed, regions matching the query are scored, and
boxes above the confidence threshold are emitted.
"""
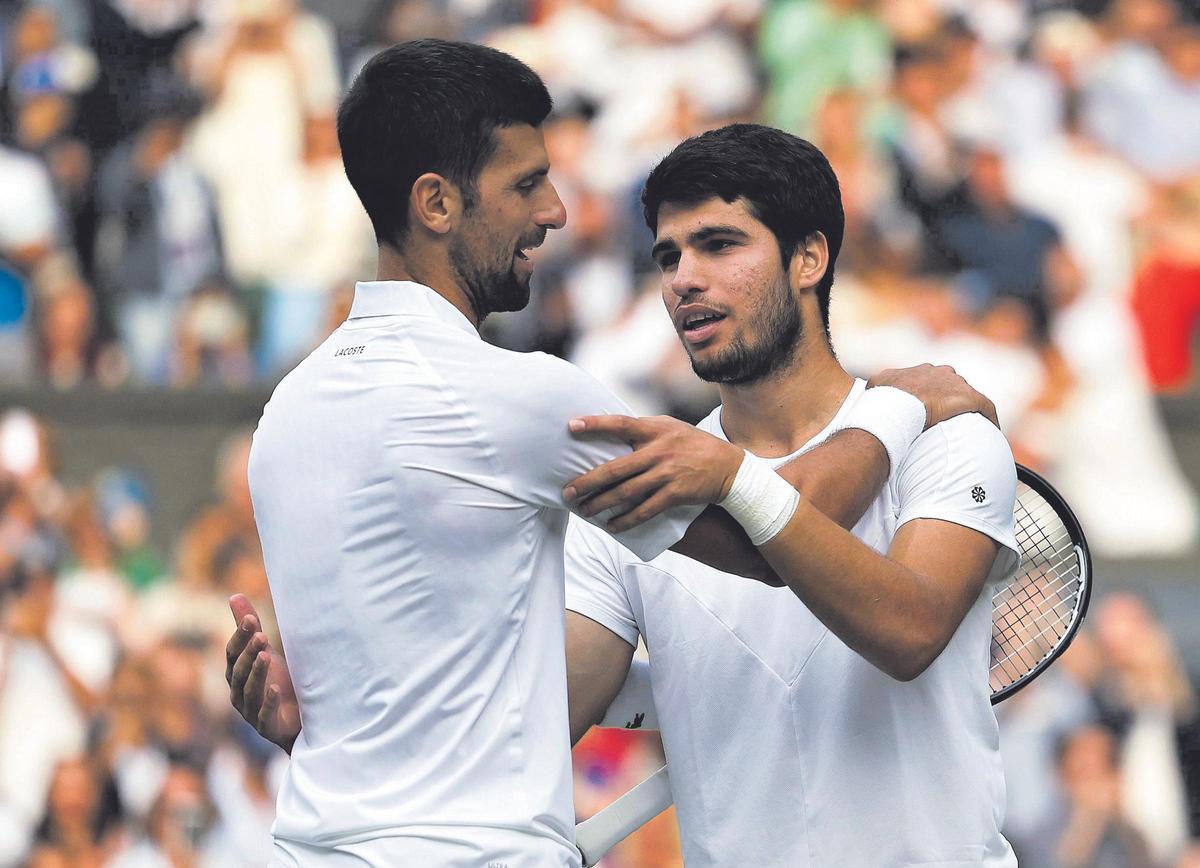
[836,386,926,473]
[718,451,801,546]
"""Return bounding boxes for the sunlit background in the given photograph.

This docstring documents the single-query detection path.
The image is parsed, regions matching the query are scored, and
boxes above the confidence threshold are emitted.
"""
[2,0,1200,865]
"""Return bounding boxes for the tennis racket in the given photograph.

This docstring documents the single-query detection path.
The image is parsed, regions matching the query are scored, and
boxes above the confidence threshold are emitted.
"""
[574,463,1091,867]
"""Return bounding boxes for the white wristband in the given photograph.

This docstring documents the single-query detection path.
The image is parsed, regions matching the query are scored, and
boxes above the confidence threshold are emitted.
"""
[718,451,800,546]
[836,385,926,473]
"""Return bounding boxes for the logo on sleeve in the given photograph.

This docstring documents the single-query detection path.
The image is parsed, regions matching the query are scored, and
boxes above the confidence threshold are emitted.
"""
[971,485,986,503]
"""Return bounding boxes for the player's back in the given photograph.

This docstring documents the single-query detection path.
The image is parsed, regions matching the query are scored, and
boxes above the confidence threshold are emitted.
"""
[248,283,583,865]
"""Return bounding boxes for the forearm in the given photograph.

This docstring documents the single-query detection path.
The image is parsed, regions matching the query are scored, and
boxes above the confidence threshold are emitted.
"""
[758,502,961,680]
[670,429,889,582]
[774,429,889,529]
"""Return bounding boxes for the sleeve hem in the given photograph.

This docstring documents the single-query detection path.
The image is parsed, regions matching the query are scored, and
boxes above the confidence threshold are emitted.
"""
[895,509,1020,583]
[565,599,640,648]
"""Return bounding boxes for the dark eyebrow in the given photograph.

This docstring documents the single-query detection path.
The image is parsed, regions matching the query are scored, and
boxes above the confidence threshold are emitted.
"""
[651,237,678,260]
[651,224,749,261]
[689,225,749,244]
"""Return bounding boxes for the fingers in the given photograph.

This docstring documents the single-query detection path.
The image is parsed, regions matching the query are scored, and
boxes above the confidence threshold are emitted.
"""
[980,394,1000,429]
[244,649,271,729]
[576,472,666,520]
[230,632,267,713]
[605,487,675,533]
[229,593,260,625]
[563,450,657,503]
[568,415,651,445]
[259,683,281,733]
[225,609,260,684]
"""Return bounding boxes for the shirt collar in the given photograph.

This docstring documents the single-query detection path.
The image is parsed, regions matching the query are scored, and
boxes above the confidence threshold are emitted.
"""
[348,281,478,337]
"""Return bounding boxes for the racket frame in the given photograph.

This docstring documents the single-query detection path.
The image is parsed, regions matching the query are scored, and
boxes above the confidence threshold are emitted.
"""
[988,464,1092,705]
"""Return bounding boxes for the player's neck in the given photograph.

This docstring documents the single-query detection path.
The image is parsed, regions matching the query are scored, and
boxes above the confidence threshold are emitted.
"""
[376,244,482,330]
[717,340,854,460]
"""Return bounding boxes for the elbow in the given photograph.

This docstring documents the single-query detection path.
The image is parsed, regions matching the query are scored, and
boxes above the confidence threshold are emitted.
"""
[878,635,947,682]
[882,656,932,683]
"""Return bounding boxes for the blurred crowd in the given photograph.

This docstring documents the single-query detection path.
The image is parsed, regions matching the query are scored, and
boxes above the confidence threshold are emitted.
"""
[1,0,1199,558]
[3,0,1200,865]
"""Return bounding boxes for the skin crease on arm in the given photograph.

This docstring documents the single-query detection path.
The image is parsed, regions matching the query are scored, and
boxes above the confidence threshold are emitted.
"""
[568,429,892,743]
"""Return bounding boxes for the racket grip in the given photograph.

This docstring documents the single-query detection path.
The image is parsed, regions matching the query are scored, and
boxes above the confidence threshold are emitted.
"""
[575,765,673,867]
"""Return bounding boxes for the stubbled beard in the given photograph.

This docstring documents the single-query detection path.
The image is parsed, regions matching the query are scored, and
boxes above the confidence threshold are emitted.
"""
[448,234,530,322]
[687,276,802,385]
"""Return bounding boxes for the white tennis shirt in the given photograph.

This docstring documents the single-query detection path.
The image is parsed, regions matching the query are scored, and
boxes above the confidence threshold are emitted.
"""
[566,379,1021,868]
[248,281,697,866]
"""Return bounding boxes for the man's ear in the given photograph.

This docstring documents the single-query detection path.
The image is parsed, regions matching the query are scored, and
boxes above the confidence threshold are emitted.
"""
[409,173,465,235]
[788,231,830,293]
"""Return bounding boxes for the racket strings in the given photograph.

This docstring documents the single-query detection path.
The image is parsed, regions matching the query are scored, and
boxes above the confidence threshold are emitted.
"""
[989,480,1084,692]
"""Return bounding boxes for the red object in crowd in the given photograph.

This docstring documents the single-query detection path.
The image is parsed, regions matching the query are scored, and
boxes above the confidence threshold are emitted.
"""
[1132,258,1200,391]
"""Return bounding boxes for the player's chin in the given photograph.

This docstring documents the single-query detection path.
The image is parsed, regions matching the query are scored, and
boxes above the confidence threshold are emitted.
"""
[491,273,532,313]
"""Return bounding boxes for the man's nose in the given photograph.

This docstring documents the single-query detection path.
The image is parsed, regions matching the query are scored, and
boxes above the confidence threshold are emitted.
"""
[536,181,567,230]
[669,251,706,298]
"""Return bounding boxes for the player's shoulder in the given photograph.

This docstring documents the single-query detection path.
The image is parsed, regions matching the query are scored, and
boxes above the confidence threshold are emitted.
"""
[901,412,1016,491]
[479,347,624,415]
[923,412,1012,457]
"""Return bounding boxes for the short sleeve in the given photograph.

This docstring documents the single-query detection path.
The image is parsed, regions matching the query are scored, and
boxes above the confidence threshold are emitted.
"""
[480,352,702,561]
[894,413,1020,584]
[564,517,640,647]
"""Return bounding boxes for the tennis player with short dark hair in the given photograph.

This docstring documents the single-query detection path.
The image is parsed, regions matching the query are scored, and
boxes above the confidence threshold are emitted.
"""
[561,124,1020,866]
[231,39,1005,867]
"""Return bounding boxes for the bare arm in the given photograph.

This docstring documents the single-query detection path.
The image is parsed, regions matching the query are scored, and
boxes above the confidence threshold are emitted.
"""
[667,430,889,581]
[566,612,635,745]
[761,510,998,680]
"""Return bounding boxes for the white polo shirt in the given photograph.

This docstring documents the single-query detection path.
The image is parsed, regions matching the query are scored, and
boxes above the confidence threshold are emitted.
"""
[566,379,1021,868]
[249,281,698,867]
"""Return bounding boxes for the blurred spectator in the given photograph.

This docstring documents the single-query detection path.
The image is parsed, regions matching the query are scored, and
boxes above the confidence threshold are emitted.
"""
[0,143,59,384]
[37,275,96,388]
[885,39,968,237]
[108,763,222,867]
[759,0,891,133]
[186,0,340,288]
[0,485,87,867]
[1091,593,1197,864]
[1047,725,1155,868]
[139,431,275,652]
[1133,175,1200,393]
[93,468,164,593]
[95,87,223,384]
[32,756,122,866]
[171,277,254,388]
[928,144,1082,342]
[85,0,200,154]
[1084,4,1200,182]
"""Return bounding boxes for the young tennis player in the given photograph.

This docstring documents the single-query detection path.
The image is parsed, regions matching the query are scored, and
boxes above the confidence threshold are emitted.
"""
[560,125,1020,866]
